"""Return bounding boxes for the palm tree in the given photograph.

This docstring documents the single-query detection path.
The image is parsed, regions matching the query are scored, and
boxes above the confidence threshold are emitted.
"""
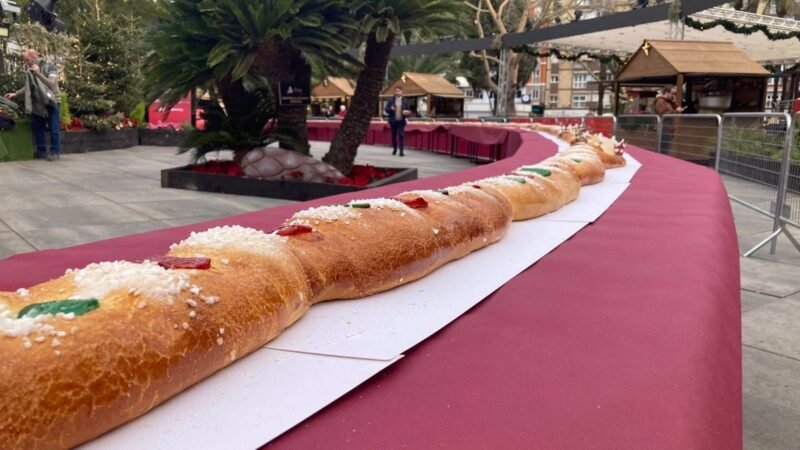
[387,35,461,82]
[322,0,465,174]
[144,0,356,157]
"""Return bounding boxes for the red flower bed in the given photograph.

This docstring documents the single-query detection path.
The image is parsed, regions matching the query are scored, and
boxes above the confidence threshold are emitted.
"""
[191,160,244,177]
[336,165,400,186]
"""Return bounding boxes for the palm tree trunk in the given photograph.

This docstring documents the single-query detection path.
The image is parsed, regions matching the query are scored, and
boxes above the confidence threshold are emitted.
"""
[276,50,311,155]
[255,41,311,155]
[323,30,395,174]
[505,52,520,116]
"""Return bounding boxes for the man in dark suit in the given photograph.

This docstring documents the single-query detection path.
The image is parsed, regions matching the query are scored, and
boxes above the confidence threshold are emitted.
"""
[385,86,410,156]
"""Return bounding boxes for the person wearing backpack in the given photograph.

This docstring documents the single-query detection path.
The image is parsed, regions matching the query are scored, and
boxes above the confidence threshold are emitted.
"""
[4,49,61,161]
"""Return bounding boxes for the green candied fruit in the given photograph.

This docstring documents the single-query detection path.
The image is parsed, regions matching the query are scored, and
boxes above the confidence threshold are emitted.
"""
[509,177,527,184]
[348,203,371,209]
[571,158,583,163]
[17,299,100,319]
[520,167,552,177]
[435,190,449,195]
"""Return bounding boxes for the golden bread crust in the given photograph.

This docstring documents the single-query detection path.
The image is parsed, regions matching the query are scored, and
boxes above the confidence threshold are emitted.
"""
[542,155,605,186]
[0,241,311,449]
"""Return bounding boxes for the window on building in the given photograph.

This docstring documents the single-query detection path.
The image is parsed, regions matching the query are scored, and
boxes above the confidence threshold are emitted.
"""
[573,73,589,89]
[532,89,540,99]
[550,74,559,84]
[550,95,558,105]
[572,95,587,108]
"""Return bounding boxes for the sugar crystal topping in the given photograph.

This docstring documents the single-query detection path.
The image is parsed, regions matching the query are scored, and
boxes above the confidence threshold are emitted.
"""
[70,260,192,303]
[290,205,358,225]
[446,184,483,195]
[171,225,287,255]
[0,304,51,337]
[479,176,527,187]
[404,190,448,200]
[348,198,409,210]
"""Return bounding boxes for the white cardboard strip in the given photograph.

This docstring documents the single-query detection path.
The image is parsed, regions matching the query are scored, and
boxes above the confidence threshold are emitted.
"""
[266,220,587,361]
[603,153,641,184]
[537,130,571,152]
[538,182,630,223]
[80,349,400,450]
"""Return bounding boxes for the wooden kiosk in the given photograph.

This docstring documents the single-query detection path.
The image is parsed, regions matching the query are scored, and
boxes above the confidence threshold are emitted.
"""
[380,72,465,119]
[613,40,769,114]
[611,40,769,163]
[310,77,355,117]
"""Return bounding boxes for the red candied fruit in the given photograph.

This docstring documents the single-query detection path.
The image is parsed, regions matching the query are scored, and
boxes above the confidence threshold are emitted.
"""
[153,256,211,270]
[272,225,314,236]
[397,197,428,209]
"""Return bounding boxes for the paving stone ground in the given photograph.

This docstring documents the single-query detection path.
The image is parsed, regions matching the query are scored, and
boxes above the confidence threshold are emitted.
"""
[0,142,471,257]
[1,143,798,448]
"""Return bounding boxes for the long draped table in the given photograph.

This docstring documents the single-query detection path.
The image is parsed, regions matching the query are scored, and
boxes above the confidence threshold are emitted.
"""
[0,130,741,449]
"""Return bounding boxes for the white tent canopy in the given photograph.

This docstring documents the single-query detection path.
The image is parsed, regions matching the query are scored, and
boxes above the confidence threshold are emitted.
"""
[545,7,800,65]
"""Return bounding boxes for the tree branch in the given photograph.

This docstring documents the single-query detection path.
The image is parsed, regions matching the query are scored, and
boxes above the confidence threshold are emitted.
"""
[469,50,502,65]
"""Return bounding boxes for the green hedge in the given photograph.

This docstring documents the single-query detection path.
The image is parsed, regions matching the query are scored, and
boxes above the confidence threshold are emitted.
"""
[0,119,33,162]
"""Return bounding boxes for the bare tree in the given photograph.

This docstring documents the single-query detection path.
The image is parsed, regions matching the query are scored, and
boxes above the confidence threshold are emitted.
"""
[465,0,581,115]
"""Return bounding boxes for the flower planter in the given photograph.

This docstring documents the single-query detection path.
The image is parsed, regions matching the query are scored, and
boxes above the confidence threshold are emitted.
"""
[139,128,188,146]
[161,165,418,201]
[60,128,140,153]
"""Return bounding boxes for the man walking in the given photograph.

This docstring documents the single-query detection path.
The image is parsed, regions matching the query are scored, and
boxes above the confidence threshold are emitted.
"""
[385,86,410,156]
[5,49,61,161]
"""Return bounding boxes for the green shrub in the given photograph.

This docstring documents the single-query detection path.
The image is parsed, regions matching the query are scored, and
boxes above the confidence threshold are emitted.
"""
[129,101,146,125]
[59,93,72,129]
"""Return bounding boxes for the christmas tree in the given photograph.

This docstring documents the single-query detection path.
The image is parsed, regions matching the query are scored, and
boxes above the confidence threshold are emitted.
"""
[62,8,144,120]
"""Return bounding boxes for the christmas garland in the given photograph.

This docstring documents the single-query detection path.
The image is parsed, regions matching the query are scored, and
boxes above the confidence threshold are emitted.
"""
[516,46,626,66]
[684,16,800,73]
[684,16,800,41]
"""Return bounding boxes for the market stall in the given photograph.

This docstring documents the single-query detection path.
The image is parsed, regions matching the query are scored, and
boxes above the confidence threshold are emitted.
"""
[380,72,465,119]
[613,40,770,115]
[310,77,355,117]
[612,40,769,163]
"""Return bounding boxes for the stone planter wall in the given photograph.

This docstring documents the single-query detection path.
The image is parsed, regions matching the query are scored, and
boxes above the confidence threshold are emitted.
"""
[139,128,188,147]
[162,166,418,201]
[60,128,140,153]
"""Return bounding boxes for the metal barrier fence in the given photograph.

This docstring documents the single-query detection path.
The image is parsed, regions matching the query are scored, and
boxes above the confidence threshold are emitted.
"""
[613,112,799,256]
[614,115,661,152]
[659,114,721,167]
[716,113,799,255]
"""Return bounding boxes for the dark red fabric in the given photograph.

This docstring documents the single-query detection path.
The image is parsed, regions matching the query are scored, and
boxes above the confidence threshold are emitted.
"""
[307,121,514,161]
[0,131,741,449]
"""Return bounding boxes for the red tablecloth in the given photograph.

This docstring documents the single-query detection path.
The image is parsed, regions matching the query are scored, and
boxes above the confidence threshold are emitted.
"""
[0,131,741,449]
[308,121,516,161]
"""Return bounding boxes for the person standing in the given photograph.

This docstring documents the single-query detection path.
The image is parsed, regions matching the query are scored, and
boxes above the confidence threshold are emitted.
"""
[653,85,685,115]
[4,49,61,161]
[385,86,410,156]
[653,85,684,153]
